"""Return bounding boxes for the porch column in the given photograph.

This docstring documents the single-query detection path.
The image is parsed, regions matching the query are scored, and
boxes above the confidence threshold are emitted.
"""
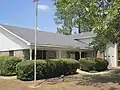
[79,51,81,59]
[58,50,62,58]
[30,48,32,60]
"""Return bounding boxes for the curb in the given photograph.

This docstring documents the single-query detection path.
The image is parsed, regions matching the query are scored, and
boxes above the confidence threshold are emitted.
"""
[76,69,115,75]
[0,76,17,79]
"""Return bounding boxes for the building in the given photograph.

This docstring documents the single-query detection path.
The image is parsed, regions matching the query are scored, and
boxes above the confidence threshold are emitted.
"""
[0,24,118,68]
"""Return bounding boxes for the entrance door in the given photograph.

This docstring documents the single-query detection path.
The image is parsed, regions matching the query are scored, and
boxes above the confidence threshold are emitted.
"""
[75,52,80,60]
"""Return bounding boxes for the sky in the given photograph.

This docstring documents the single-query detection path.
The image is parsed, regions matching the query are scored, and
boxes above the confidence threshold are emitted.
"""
[0,0,57,32]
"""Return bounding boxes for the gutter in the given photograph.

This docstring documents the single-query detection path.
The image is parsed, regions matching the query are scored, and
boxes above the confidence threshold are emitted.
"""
[29,43,81,50]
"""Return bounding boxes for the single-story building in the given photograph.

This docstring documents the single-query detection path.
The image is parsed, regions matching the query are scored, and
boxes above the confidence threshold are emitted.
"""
[0,24,118,68]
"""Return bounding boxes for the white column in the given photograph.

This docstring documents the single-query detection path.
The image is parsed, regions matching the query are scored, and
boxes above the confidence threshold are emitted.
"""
[58,50,62,58]
[30,48,32,60]
[79,51,81,59]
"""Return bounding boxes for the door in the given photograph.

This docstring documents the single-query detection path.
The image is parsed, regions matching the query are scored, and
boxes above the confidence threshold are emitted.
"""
[75,52,80,60]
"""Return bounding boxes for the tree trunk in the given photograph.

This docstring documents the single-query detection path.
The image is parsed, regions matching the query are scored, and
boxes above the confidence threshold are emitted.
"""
[69,26,72,34]
[78,14,81,33]
[78,22,81,33]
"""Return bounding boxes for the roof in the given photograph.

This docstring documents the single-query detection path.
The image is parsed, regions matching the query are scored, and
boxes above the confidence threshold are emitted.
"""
[69,31,96,46]
[0,24,93,49]
[69,32,96,39]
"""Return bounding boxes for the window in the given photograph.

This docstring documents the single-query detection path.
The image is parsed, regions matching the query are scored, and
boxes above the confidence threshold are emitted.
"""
[67,51,76,59]
[9,51,14,56]
[81,52,87,58]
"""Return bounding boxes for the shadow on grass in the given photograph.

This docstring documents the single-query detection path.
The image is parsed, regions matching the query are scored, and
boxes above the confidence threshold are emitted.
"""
[76,70,120,89]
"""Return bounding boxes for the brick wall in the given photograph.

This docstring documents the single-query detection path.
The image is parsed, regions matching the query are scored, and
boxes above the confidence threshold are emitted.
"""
[14,50,24,58]
[0,50,29,59]
[0,51,9,56]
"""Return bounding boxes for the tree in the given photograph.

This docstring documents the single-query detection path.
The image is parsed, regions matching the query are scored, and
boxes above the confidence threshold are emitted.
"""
[87,0,120,52]
[54,0,120,52]
[57,26,72,35]
[54,0,92,34]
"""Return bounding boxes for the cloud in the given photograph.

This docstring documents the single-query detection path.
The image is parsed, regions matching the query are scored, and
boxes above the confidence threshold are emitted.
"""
[38,4,50,11]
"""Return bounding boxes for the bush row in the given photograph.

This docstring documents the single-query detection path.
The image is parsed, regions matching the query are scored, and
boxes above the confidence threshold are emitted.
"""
[16,58,80,81]
[118,60,120,66]
[0,56,22,76]
[79,58,109,72]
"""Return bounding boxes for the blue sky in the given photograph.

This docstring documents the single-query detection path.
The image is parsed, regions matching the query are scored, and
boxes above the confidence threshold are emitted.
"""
[0,0,57,32]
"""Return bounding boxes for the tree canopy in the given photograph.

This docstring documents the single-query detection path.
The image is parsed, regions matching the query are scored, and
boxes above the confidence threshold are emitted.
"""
[87,0,120,51]
[54,0,120,52]
[54,0,92,35]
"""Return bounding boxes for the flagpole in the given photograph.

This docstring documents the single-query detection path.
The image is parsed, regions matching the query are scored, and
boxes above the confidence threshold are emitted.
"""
[34,0,38,86]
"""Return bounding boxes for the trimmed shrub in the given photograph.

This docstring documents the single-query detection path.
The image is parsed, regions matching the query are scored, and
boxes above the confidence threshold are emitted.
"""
[0,56,22,76]
[79,58,96,72]
[17,60,47,81]
[16,58,80,81]
[79,58,108,72]
[46,58,80,77]
[45,59,64,78]
[59,58,80,74]
[95,58,109,71]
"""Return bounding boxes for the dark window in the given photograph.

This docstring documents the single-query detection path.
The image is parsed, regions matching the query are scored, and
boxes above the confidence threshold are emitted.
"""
[75,52,80,60]
[81,52,87,58]
[9,51,14,56]
[32,50,47,60]
[67,52,71,58]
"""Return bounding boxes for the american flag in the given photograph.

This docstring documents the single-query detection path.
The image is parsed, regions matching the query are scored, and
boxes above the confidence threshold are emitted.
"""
[33,0,38,2]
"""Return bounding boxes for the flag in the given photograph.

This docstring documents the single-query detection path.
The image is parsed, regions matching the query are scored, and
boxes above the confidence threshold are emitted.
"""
[33,0,38,2]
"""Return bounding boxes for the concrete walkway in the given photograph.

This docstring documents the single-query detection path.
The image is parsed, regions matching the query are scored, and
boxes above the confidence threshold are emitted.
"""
[76,69,115,75]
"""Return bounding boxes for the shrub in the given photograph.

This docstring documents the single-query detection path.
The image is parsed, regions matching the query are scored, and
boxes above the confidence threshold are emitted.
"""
[46,58,80,77]
[0,56,22,76]
[95,58,109,71]
[17,60,47,81]
[16,58,80,81]
[118,60,120,66]
[59,58,80,75]
[79,58,108,72]
[79,58,96,71]
[45,59,64,78]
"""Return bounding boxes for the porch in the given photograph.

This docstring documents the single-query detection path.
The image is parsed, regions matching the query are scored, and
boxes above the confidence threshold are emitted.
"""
[26,49,81,60]
[23,46,96,60]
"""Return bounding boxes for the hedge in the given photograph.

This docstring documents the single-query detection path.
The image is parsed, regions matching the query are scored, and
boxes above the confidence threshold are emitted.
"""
[94,58,109,71]
[118,60,120,66]
[17,60,47,81]
[79,58,96,71]
[79,58,109,72]
[0,56,22,76]
[16,58,80,81]
[46,59,80,77]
